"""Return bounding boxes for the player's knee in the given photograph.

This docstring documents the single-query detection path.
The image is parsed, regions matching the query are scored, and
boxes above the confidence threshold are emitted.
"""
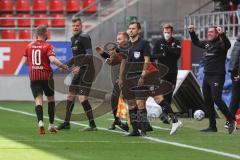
[47,96,55,102]
[154,95,164,104]
[136,100,145,109]
[79,95,87,103]
[35,95,43,106]
[67,93,75,100]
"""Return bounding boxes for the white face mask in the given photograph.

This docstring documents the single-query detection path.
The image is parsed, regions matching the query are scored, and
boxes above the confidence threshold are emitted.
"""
[164,33,171,41]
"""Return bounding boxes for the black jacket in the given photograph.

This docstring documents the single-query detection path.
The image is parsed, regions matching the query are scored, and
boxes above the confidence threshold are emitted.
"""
[229,37,240,75]
[99,46,128,83]
[152,37,181,74]
[67,32,94,68]
[190,31,231,74]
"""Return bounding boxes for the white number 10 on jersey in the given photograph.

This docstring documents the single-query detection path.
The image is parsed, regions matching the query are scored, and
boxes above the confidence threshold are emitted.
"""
[32,49,41,65]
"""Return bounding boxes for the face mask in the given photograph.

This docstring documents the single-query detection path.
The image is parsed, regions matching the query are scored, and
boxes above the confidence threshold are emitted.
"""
[164,33,171,41]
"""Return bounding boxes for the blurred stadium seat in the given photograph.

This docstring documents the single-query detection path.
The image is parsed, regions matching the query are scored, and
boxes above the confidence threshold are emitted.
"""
[0,0,14,12]
[16,0,31,12]
[17,14,31,27]
[51,14,65,27]
[19,29,31,39]
[82,0,97,13]
[34,14,48,26]
[0,0,100,40]
[49,0,64,13]
[1,29,17,39]
[47,30,51,39]
[66,0,80,13]
[0,14,15,27]
[33,0,47,12]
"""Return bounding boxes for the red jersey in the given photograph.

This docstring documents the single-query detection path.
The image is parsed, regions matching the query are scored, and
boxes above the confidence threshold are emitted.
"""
[24,40,55,81]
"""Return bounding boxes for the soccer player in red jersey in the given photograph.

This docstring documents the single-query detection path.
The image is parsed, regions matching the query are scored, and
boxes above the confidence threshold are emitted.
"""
[22,25,68,135]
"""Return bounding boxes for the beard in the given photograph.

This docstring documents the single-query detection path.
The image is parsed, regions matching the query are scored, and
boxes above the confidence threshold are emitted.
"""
[130,33,138,39]
[73,30,81,35]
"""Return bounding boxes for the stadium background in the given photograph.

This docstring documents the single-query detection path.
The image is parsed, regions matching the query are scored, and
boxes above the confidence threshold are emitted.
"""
[0,0,214,100]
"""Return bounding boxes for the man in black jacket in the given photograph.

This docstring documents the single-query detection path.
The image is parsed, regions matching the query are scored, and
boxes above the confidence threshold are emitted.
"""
[58,17,97,131]
[228,36,240,125]
[95,32,129,132]
[153,24,182,134]
[188,25,236,134]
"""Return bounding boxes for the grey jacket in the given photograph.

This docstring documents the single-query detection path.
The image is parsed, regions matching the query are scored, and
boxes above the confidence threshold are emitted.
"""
[229,37,240,74]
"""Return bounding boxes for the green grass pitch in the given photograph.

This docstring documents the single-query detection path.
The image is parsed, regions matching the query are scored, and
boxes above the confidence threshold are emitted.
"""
[0,101,239,160]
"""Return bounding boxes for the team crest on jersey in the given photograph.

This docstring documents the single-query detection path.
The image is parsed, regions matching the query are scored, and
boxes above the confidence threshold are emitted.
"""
[134,51,140,59]
[74,40,78,44]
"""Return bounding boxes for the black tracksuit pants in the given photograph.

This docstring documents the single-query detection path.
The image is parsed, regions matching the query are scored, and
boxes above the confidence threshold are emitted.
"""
[162,73,178,104]
[202,74,234,128]
[111,82,121,121]
[229,73,240,120]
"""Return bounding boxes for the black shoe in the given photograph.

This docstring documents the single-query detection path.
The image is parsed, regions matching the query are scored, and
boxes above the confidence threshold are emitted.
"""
[82,126,98,131]
[228,121,236,134]
[140,131,147,137]
[160,113,170,124]
[127,131,141,136]
[108,119,121,130]
[108,122,116,130]
[146,123,153,132]
[201,127,217,132]
[117,122,129,132]
[57,122,70,130]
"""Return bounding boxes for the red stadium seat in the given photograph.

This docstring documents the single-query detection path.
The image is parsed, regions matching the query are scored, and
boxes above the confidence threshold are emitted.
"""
[1,30,16,39]
[16,0,30,12]
[46,30,51,40]
[82,0,97,13]
[50,14,65,27]
[66,0,80,13]
[0,0,14,12]
[19,30,31,39]
[33,0,47,12]
[0,14,15,27]
[17,14,31,27]
[34,14,48,26]
[49,0,64,12]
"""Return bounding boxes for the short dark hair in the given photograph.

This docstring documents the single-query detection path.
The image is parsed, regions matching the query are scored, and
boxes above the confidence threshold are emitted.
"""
[36,25,47,37]
[72,16,82,23]
[163,23,173,31]
[128,21,141,29]
[208,26,218,33]
[117,32,129,40]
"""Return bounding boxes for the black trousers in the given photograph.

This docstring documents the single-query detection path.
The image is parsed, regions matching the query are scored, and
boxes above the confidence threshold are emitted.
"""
[111,81,121,121]
[162,73,178,104]
[202,74,234,127]
[229,73,240,120]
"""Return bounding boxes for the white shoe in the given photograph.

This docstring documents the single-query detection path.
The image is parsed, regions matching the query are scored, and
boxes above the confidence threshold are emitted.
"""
[170,121,183,135]
[48,125,58,133]
[38,120,44,127]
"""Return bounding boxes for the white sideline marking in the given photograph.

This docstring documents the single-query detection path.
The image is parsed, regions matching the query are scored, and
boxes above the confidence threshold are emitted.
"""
[0,106,240,159]
[0,139,154,144]
[151,125,171,131]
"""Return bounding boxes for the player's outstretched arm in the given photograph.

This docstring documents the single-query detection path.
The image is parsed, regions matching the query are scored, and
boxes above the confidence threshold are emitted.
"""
[49,56,68,71]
